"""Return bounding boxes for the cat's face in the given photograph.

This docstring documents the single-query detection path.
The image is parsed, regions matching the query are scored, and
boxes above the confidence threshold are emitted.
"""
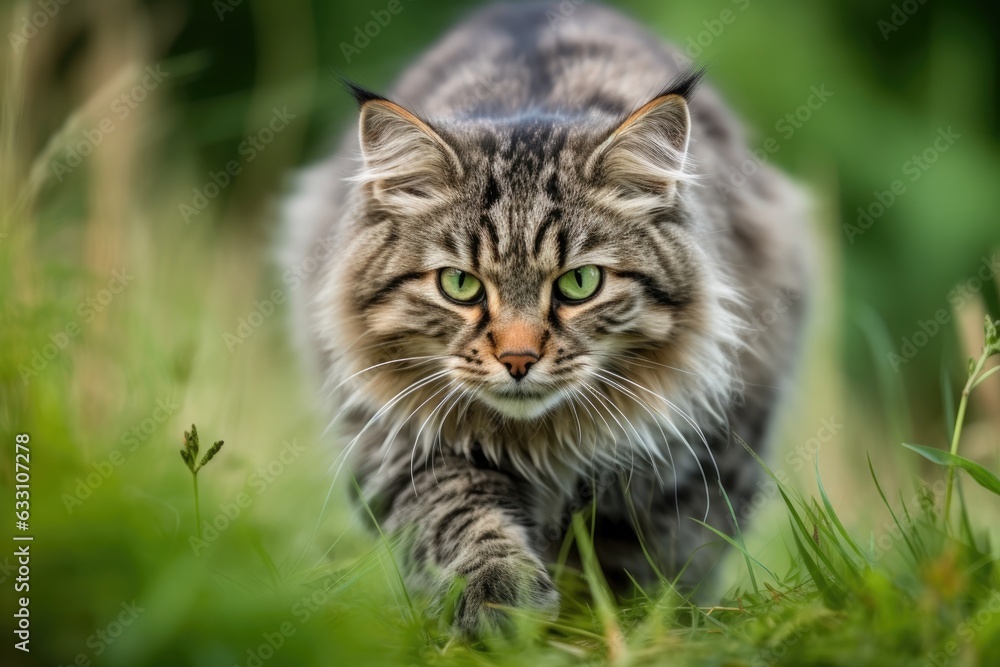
[332,92,723,427]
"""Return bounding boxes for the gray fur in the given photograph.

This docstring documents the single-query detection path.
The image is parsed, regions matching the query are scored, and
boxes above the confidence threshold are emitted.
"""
[282,2,810,636]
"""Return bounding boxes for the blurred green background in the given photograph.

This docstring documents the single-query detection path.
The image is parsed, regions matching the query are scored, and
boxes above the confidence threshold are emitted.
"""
[1,0,999,665]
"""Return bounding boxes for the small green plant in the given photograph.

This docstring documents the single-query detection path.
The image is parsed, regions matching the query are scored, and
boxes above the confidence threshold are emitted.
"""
[904,316,1000,522]
[180,424,225,539]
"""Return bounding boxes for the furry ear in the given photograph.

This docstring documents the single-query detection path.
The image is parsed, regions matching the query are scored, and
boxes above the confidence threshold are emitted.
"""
[355,98,463,209]
[585,93,691,206]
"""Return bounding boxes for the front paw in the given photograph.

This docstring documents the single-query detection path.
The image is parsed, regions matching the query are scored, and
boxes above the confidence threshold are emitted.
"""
[446,553,559,637]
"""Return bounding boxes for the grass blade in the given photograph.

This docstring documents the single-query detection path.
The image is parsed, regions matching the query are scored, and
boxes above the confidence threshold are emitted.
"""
[903,443,1000,496]
[571,514,625,662]
[815,459,866,561]
[790,525,843,608]
[718,481,760,594]
[690,519,778,582]
[350,474,417,621]
[867,454,921,561]
[941,359,956,443]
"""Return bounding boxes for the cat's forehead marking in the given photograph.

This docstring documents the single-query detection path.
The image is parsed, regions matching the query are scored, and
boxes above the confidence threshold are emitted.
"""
[462,119,579,271]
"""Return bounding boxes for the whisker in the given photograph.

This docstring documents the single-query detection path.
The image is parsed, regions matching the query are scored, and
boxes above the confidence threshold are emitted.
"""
[585,381,662,486]
[329,355,449,393]
[410,381,462,493]
[595,369,718,521]
[581,382,636,484]
[326,369,451,487]
[599,369,715,463]
[559,386,584,446]
[607,351,701,378]
[590,373,681,526]
[574,383,617,456]
[378,376,454,469]
[593,373,673,482]
[430,387,468,482]
[559,386,597,468]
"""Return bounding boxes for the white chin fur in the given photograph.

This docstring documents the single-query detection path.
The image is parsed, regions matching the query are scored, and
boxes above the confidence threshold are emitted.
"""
[478,389,563,421]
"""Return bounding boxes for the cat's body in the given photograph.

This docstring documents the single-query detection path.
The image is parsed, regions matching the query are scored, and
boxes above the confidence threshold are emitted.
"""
[284,2,809,634]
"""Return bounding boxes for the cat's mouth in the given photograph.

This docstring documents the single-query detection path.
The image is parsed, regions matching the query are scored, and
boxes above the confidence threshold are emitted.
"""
[478,386,563,420]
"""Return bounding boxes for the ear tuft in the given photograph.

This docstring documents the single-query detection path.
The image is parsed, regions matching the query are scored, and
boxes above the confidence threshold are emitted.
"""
[331,70,388,108]
[354,99,463,210]
[345,81,388,108]
[586,92,692,203]
[655,66,705,102]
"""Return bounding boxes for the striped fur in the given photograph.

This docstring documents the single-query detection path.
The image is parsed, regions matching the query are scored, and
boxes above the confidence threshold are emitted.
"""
[283,3,811,636]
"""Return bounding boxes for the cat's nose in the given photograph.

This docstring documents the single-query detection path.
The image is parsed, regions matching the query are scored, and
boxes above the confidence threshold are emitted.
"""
[498,351,539,380]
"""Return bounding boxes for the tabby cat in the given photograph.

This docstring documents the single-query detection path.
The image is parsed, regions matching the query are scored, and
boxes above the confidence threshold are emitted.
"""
[283,2,810,636]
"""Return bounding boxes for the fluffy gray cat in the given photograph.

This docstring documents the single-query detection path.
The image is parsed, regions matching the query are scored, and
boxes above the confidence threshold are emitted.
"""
[283,1,810,636]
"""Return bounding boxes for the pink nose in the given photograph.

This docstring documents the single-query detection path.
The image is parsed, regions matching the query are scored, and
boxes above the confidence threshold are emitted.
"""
[498,351,539,380]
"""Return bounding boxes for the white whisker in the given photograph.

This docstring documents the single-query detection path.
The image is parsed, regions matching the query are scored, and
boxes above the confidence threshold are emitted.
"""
[585,381,663,486]
[581,382,637,484]
[594,368,717,521]
[593,373,674,483]
[330,355,450,393]
[410,381,461,493]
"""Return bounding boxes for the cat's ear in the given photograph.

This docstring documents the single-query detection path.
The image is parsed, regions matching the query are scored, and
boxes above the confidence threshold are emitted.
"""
[585,93,691,205]
[355,96,463,209]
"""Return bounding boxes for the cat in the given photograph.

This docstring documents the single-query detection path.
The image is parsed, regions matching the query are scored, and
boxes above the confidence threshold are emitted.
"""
[282,1,810,636]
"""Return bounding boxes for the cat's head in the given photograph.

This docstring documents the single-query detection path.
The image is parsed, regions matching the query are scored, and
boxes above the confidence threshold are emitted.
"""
[324,74,738,441]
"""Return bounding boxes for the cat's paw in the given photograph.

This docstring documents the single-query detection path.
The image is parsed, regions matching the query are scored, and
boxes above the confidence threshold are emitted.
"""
[445,554,559,638]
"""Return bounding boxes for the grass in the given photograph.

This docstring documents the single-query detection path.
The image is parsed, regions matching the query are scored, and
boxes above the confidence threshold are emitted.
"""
[3,3,1000,665]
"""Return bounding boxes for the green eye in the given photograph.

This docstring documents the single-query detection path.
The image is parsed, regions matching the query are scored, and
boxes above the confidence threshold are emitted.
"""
[439,268,484,303]
[556,265,602,302]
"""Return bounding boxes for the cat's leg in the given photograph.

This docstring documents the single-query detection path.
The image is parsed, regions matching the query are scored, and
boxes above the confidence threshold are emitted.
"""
[355,444,558,636]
